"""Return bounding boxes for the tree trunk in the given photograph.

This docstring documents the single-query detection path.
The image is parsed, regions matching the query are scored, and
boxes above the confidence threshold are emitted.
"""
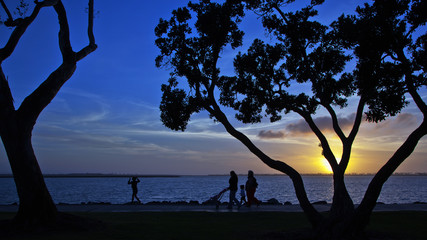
[1,113,57,227]
[0,0,96,230]
[311,172,358,240]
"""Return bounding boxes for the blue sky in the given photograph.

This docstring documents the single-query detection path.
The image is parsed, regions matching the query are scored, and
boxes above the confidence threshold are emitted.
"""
[0,0,426,175]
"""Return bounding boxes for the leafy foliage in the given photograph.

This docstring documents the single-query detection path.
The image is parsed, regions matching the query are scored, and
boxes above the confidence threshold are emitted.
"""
[155,0,245,130]
[160,78,200,131]
[222,3,355,125]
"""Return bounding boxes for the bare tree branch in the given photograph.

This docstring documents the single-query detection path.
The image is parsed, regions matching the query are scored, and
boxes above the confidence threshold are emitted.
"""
[0,0,13,22]
[76,0,97,61]
[17,0,96,126]
[87,0,95,45]
[347,98,365,142]
[323,103,346,140]
[396,49,427,115]
[298,109,339,171]
[0,4,44,62]
[338,97,365,171]
[54,1,75,62]
[207,97,322,227]
[357,119,427,217]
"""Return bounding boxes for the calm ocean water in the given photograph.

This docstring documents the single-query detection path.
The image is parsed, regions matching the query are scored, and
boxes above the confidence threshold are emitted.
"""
[0,175,426,205]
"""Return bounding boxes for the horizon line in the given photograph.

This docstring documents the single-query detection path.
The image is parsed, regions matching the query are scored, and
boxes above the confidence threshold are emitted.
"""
[1,172,427,178]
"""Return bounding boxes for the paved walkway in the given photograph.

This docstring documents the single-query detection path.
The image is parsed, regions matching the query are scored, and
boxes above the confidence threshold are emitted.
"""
[1,203,427,213]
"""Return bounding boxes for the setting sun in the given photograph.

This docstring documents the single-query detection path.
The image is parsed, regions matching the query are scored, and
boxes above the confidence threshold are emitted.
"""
[320,158,333,174]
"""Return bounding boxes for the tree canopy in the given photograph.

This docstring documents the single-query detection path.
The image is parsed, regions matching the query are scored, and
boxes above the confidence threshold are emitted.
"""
[156,0,246,131]
[155,0,426,238]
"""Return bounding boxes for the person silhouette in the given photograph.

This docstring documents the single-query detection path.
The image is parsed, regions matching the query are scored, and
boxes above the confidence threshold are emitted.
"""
[128,176,141,204]
[227,171,241,209]
[239,184,247,205]
[245,170,261,207]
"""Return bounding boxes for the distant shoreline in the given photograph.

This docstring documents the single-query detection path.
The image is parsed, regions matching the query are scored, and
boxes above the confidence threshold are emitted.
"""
[1,173,427,178]
[0,174,182,178]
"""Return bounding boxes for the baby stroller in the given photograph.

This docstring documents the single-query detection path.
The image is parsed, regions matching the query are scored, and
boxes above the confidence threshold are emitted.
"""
[209,187,229,209]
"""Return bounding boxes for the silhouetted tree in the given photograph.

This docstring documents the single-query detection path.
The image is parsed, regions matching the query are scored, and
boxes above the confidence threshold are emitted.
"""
[0,0,96,227]
[156,0,426,238]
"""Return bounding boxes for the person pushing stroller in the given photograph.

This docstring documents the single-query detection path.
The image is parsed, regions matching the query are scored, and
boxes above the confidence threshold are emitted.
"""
[227,171,241,209]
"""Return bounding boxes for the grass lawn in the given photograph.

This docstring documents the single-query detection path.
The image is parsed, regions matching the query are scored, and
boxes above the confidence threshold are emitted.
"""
[1,211,426,239]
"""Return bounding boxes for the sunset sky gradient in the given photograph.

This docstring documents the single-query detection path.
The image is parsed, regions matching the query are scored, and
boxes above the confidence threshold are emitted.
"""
[0,0,426,175]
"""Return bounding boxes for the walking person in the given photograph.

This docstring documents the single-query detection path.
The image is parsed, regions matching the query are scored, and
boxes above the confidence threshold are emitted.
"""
[245,170,261,207]
[227,171,241,209]
[128,176,142,204]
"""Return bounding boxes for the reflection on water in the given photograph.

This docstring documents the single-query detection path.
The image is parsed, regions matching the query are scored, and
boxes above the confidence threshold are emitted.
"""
[0,175,426,205]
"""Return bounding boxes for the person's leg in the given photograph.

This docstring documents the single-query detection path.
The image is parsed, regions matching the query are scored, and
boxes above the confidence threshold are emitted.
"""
[132,189,138,203]
[232,191,240,207]
[246,189,254,207]
[228,190,236,208]
[253,190,261,206]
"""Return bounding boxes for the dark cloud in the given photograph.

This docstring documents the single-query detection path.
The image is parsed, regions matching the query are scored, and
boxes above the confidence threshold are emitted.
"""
[285,113,357,135]
[258,130,285,139]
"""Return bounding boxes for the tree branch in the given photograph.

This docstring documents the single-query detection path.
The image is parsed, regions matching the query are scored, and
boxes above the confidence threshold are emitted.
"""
[356,119,427,222]
[17,0,96,126]
[347,97,365,142]
[76,0,97,61]
[17,64,76,128]
[396,49,427,115]
[207,97,322,227]
[338,97,365,171]
[0,0,13,22]
[207,48,220,94]
[273,4,290,25]
[323,103,346,140]
[0,3,46,62]
[87,0,95,45]
[199,70,322,225]
[54,1,75,62]
[297,109,339,171]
